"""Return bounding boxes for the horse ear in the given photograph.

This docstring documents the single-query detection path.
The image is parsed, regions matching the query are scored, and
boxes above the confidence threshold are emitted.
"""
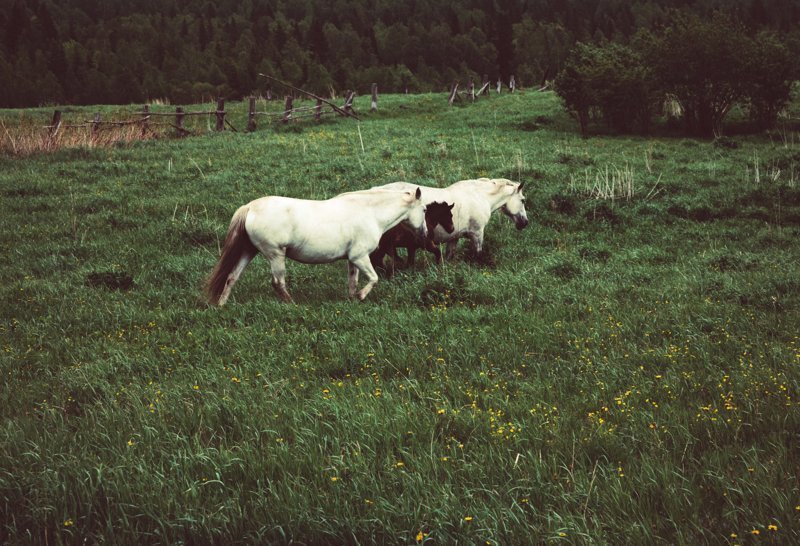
[449,203,455,210]
[415,187,422,200]
[517,182,525,193]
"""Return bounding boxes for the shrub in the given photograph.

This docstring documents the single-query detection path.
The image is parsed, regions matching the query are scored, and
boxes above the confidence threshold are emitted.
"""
[554,42,656,137]
[744,32,798,130]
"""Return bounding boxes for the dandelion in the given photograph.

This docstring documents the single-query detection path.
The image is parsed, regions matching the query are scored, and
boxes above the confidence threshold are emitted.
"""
[559,532,567,537]
[464,516,474,522]
[394,461,405,468]
[193,385,200,390]
[63,519,74,527]
[231,377,241,383]
[437,409,446,415]
[127,439,135,447]
[768,524,778,531]
[751,529,760,535]
[415,531,426,542]
[730,533,737,538]
[330,476,339,482]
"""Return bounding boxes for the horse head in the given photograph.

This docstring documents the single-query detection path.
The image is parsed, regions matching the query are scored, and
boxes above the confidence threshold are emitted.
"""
[425,201,456,237]
[404,187,428,241]
[500,181,529,230]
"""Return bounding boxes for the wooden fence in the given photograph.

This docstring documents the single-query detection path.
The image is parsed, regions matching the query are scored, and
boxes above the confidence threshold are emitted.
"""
[41,73,536,141]
[44,91,361,140]
[448,74,518,106]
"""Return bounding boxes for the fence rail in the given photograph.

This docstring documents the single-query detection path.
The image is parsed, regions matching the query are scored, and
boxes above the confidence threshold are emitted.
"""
[43,91,364,141]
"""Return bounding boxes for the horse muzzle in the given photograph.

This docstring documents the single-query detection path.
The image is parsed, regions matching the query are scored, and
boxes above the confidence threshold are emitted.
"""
[515,217,529,230]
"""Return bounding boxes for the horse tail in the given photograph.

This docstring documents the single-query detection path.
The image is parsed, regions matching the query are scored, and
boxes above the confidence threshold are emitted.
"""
[205,205,256,305]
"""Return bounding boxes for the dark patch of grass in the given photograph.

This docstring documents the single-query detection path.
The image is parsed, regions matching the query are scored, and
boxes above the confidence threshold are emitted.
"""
[584,202,621,224]
[548,259,581,280]
[549,194,577,215]
[85,271,135,290]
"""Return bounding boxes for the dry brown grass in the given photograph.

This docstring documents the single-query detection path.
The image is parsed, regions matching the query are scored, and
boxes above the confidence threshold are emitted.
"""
[0,119,169,156]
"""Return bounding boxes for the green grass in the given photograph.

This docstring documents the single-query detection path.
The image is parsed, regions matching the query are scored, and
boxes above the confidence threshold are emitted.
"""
[1,91,799,544]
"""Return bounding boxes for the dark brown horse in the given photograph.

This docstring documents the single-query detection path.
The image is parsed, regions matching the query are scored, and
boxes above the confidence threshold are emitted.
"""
[370,201,455,275]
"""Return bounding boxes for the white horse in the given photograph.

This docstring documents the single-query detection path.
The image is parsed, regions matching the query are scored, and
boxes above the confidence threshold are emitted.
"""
[376,178,528,259]
[205,188,427,304]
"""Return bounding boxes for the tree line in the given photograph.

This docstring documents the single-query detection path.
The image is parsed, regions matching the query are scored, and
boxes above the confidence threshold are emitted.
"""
[1,0,799,117]
[554,12,799,137]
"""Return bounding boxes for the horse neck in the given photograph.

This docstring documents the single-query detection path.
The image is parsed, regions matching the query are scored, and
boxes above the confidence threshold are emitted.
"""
[474,184,512,212]
[353,192,410,230]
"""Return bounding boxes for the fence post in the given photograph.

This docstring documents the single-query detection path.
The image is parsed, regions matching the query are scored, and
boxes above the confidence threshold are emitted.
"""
[141,104,149,136]
[448,82,459,105]
[468,80,475,102]
[509,75,516,93]
[482,74,489,95]
[92,113,101,139]
[48,110,62,141]
[315,98,323,121]
[371,83,378,111]
[247,97,257,132]
[343,91,355,116]
[282,96,293,123]
[175,106,185,137]
[215,98,225,131]
[496,78,501,94]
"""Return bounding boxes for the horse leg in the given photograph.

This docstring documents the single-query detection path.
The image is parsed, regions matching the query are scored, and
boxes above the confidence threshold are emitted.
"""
[426,240,443,264]
[467,229,485,255]
[348,262,360,297]
[389,244,402,275]
[445,239,459,260]
[407,244,417,267]
[350,255,379,301]
[218,249,257,306]
[268,253,294,303]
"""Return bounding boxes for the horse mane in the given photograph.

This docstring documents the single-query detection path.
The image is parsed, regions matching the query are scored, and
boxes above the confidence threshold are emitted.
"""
[336,187,416,203]
[460,177,517,194]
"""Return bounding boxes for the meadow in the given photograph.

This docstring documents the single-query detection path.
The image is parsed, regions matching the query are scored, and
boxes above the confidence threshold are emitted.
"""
[1,90,799,544]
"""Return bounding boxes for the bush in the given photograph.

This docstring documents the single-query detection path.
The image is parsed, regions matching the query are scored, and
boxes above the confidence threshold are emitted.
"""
[744,32,798,130]
[641,12,749,137]
[555,13,798,138]
[555,42,656,137]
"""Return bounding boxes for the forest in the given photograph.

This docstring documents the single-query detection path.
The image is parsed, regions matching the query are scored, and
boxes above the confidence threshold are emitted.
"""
[1,0,800,107]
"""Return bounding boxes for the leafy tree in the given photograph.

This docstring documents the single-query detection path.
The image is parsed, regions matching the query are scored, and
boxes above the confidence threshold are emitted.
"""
[642,12,750,137]
[554,41,655,137]
[744,31,798,130]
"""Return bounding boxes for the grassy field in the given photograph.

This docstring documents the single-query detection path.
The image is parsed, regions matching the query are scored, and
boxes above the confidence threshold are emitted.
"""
[1,90,799,544]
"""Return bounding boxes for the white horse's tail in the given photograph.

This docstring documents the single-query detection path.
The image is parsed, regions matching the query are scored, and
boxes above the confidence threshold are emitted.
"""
[205,205,256,305]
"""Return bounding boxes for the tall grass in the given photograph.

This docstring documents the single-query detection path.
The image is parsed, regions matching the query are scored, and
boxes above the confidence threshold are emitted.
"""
[1,91,799,544]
